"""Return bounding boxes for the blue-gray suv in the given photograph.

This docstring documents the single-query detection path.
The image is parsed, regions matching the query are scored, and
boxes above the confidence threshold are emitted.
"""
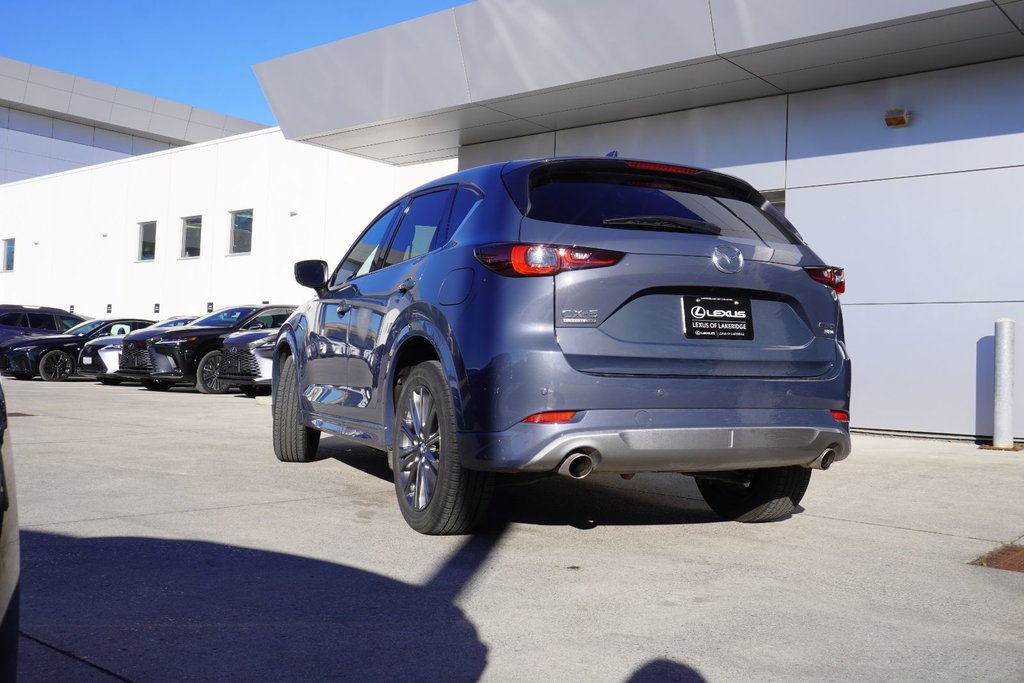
[274,158,851,534]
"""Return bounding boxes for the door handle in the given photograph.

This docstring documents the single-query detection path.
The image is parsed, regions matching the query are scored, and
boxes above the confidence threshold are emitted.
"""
[398,278,417,294]
[336,303,352,315]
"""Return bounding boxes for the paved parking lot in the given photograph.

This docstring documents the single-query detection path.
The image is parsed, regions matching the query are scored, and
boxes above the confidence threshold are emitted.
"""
[5,378,1024,682]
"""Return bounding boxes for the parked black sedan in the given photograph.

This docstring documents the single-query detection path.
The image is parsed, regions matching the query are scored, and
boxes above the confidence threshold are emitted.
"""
[0,317,154,381]
[118,305,294,393]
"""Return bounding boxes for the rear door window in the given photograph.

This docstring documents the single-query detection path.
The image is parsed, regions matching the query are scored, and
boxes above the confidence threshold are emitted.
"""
[381,189,453,269]
[527,174,799,245]
[26,313,57,330]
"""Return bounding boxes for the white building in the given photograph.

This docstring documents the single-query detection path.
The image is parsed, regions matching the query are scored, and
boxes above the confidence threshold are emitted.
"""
[1,0,1023,441]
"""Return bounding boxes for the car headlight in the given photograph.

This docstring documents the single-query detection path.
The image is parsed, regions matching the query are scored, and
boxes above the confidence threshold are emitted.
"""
[10,345,36,352]
[155,336,199,346]
[104,344,122,351]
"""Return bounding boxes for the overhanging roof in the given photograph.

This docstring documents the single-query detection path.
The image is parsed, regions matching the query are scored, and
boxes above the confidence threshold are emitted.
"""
[254,0,1024,165]
[0,56,267,146]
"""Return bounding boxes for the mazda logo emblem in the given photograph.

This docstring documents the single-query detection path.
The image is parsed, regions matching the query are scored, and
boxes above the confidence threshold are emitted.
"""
[712,245,743,274]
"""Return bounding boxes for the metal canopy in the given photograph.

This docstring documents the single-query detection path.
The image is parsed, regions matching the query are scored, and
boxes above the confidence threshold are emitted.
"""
[254,0,1024,165]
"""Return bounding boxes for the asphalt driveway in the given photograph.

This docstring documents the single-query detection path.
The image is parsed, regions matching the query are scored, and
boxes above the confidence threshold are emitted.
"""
[5,378,1024,682]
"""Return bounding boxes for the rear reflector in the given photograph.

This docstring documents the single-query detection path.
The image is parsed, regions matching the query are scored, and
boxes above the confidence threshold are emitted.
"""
[523,411,578,424]
[805,266,846,294]
[831,410,849,422]
[476,244,623,276]
[625,160,699,175]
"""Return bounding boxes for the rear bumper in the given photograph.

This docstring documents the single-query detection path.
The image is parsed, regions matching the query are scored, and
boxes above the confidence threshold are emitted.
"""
[457,408,850,473]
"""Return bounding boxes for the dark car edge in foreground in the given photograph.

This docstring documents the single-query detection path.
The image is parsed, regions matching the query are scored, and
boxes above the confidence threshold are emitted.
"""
[0,380,19,679]
[273,157,852,535]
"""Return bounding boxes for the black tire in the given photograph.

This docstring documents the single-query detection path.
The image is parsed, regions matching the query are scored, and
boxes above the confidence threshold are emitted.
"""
[272,355,320,463]
[141,378,174,392]
[195,350,228,394]
[39,350,73,381]
[392,361,493,535]
[98,377,122,386]
[696,466,811,523]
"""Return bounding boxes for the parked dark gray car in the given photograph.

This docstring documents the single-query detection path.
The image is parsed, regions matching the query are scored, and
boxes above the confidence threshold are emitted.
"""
[274,157,851,534]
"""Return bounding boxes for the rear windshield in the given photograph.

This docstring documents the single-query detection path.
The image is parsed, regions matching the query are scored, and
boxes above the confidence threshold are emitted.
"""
[526,172,799,245]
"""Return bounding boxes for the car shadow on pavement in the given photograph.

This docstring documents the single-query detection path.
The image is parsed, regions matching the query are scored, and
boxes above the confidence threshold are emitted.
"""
[488,476,721,529]
[18,528,498,681]
[318,437,721,530]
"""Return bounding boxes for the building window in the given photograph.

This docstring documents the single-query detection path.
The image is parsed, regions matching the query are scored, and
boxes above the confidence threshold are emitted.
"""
[2,239,13,271]
[181,216,202,257]
[229,209,253,254]
[138,222,156,261]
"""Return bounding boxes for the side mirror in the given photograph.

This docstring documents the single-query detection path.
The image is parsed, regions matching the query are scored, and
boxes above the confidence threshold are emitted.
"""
[248,322,266,330]
[294,260,329,297]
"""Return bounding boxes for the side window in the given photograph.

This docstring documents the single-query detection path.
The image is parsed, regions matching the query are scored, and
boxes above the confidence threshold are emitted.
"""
[57,315,80,330]
[330,204,402,287]
[447,187,482,236]
[0,312,24,326]
[129,320,151,331]
[110,324,131,336]
[27,313,56,330]
[382,190,452,269]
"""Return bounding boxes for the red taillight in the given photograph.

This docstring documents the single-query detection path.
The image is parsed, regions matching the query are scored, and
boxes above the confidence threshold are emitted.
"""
[625,160,699,175]
[475,244,623,276]
[831,410,849,422]
[522,411,578,424]
[805,266,846,294]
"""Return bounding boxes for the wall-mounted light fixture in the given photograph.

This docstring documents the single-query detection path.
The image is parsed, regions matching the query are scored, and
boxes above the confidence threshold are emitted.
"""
[288,211,298,217]
[101,232,108,238]
[207,302,214,312]
[884,108,911,127]
[69,305,75,313]
[106,304,112,313]
[154,303,160,314]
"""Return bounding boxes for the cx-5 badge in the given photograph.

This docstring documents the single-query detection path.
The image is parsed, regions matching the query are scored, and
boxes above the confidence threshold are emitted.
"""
[712,245,744,274]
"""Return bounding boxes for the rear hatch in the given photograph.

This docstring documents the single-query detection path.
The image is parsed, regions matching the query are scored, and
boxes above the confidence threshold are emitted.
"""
[504,159,842,378]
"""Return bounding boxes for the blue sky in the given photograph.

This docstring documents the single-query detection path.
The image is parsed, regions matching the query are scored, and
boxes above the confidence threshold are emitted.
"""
[1,0,466,125]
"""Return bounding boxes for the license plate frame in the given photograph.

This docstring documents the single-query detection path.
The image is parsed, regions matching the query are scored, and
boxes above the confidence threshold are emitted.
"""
[682,295,754,340]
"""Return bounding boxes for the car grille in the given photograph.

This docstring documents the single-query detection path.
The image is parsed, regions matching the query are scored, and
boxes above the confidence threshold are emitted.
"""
[220,347,260,378]
[119,345,153,371]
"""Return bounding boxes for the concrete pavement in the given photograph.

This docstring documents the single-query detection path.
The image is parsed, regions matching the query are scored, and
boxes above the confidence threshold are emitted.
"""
[5,377,1024,682]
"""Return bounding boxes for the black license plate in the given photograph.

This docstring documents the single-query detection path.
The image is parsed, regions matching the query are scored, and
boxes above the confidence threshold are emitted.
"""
[682,296,754,340]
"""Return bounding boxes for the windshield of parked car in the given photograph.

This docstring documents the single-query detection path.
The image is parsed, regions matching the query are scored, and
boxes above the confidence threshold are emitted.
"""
[153,317,196,328]
[64,319,109,336]
[189,307,258,328]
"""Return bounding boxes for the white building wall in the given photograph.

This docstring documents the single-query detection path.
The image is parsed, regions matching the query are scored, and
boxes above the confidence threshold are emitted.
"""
[459,57,1024,439]
[0,128,454,319]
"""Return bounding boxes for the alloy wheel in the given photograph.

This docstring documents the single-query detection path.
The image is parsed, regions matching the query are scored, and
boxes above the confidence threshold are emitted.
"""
[42,352,71,380]
[397,385,441,511]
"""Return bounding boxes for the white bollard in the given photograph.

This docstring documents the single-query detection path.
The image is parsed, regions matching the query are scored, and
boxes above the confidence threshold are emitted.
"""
[993,318,1015,449]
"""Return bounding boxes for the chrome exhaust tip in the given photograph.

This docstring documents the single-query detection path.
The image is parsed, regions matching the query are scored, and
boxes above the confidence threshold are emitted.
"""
[558,452,595,479]
[805,446,838,470]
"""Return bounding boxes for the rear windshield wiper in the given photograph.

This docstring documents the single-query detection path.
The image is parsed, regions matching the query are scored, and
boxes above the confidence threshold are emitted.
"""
[602,215,722,235]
